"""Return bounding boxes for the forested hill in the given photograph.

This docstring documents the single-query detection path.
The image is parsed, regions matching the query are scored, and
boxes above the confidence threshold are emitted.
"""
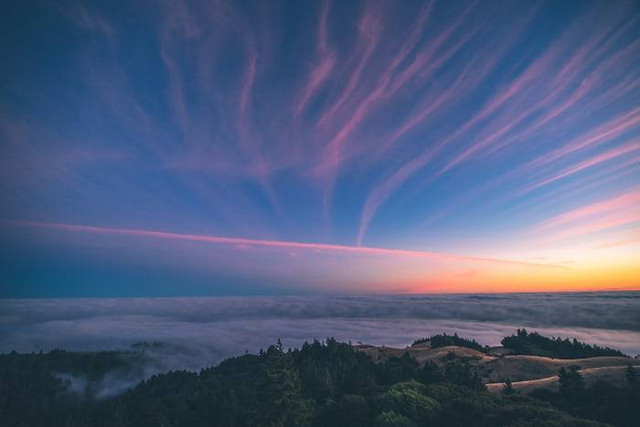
[501,329,626,358]
[1,334,639,426]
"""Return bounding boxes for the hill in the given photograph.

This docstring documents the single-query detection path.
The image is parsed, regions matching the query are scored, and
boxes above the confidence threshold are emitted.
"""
[501,329,626,358]
[1,332,639,426]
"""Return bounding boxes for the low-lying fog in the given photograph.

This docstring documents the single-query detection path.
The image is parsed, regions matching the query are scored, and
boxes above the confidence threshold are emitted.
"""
[3,292,639,362]
[1,292,639,397]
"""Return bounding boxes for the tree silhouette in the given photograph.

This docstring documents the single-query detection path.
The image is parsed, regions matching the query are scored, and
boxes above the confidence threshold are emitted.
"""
[558,365,584,397]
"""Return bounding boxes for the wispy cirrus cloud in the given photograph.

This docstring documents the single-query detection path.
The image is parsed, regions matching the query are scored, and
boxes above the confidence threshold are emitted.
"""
[295,0,336,116]
[529,190,640,242]
[52,0,114,40]
[2,0,639,295]
[355,5,639,243]
[520,141,640,195]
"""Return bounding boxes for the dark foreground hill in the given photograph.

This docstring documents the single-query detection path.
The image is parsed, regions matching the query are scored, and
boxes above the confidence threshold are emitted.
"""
[1,332,639,426]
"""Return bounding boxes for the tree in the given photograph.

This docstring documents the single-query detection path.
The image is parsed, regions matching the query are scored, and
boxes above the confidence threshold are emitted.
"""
[418,361,442,384]
[377,381,439,425]
[444,362,485,391]
[256,344,314,426]
[329,394,369,426]
[558,365,584,397]
[379,353,419,385]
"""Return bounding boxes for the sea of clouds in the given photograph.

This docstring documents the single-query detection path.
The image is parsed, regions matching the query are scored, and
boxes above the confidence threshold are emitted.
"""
[1,292,639,396]
[2,292,640,360]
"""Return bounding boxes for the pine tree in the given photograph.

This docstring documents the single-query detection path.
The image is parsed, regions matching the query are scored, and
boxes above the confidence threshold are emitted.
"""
[558,366,584,397]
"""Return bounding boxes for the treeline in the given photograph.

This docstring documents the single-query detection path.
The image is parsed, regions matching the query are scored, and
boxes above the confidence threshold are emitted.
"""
[412,333,487,352]
[1,333,637,426]
[501,329,626,358]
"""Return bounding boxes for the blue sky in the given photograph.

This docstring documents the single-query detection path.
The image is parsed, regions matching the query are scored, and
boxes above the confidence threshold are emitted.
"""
[1,0,639,297]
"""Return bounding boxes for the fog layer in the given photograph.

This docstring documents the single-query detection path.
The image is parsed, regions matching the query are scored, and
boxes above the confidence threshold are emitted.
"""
[2,292,639,365]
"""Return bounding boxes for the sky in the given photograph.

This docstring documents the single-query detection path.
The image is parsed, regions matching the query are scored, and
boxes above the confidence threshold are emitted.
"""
[0,0,639,297]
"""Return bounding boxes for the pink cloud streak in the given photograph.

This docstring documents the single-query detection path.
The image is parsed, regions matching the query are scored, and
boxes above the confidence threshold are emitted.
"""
[315,1,474,179]
[317,2,382,126]
[356,9,552,243]
[357,7,638,244]
[521,140,640,194]
[531,189,640,235]
[4,220,569,270]
[295,0,335,115]
[548,212,640,242]
[437,13,633,174]
[526,106,640,170]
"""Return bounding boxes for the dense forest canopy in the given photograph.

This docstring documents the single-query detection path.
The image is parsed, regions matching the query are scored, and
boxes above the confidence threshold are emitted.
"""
[1,333,638,426]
